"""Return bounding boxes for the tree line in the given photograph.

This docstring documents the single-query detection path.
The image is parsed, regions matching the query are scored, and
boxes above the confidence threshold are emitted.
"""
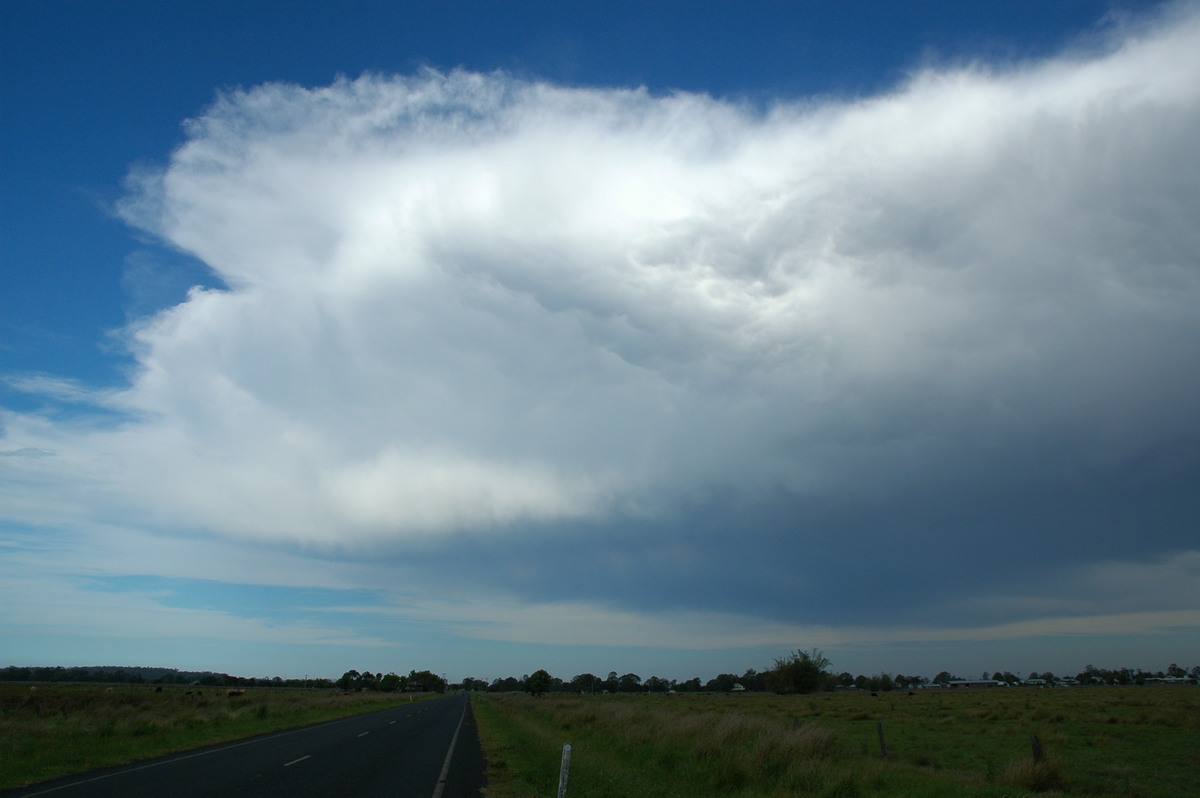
[334,669,447,693]
[454,652,1200,696]
[6,657,1197,693]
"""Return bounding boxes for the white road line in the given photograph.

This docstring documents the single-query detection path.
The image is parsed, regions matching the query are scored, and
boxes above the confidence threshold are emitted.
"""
[15,709,389,796]
[283,755,311,767]
[430,700,468,798]
[358,732,369,737]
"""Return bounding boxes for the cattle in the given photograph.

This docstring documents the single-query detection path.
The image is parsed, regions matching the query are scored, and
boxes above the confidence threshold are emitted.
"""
[227,689,246,697]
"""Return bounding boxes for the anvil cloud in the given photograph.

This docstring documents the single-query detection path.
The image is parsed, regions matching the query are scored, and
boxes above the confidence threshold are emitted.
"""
[3,3,1199,679]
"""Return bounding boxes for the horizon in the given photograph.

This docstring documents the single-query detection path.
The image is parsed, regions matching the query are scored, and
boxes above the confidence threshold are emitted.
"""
[3,0,1199,684]
[6,658,1196,687]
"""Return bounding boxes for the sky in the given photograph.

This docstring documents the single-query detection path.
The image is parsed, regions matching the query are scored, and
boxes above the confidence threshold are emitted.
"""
[2,0,1199,684]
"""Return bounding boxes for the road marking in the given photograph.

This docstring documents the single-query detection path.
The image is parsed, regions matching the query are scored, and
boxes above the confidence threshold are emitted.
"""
[430,699,468,798]
[283,755,311,767]
[15,709,390,796]
[358,732,369,737]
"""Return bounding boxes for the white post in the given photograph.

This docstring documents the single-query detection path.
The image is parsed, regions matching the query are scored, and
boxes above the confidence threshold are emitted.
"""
[557,743,572,798]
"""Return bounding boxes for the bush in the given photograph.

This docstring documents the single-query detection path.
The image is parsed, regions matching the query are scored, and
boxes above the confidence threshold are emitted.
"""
[1001,756,1066,792]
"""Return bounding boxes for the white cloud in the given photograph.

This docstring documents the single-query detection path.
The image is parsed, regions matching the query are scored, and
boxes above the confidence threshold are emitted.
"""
[3,6,1200,565]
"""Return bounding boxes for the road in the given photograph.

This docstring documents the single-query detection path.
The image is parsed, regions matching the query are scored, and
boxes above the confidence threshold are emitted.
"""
[5,693,485,798]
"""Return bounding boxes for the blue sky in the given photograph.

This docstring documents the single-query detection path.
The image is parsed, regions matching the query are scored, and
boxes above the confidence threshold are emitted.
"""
[3,0,1199,684]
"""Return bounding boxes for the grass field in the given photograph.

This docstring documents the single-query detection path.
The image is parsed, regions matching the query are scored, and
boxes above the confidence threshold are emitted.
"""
[0,684,438,790]
[471,687,1200,798]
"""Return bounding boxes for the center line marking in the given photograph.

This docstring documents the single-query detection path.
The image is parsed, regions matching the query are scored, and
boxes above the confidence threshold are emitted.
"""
[283,755,310,767]
[358,732,369,737]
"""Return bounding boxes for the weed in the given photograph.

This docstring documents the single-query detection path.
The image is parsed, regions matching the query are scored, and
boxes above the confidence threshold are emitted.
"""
[1001,756,1066,793]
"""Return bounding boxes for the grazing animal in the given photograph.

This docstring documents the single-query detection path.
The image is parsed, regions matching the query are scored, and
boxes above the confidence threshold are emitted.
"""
[227,689,246,697]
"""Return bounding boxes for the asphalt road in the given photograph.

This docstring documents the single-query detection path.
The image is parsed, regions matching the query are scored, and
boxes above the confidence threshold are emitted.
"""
[6,693,486,798]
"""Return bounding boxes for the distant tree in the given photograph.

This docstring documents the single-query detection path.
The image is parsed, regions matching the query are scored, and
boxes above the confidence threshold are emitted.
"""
[932,671,957,685]
[569,673,601,693]
[706,673,738,692]
[407,670,447,693]
[526,669,553,697]
[677,677,702,692]
[490,676,523,692]
[1167,663,1186,678]
[738,669,767,692]
[836,672,854,687]
[767,649,833,694]
[618,673,643,692]
[379,672,405,693]
[644,676,672,693]
[337,670,361,691]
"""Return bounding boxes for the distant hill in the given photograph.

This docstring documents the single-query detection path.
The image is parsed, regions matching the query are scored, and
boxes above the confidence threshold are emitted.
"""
[1,665,334,688]
[2,665,229,684]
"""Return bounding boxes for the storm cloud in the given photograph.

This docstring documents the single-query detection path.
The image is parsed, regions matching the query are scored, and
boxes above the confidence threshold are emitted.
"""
[4,5,1199,670]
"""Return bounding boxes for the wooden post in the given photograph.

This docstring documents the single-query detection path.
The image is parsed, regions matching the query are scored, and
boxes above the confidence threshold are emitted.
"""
[557,743,572,798]
[1030,735,1043,761]
[876,722,888,758]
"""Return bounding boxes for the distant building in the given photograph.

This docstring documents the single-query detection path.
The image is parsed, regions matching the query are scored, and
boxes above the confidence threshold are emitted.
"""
[946,680,1004,688]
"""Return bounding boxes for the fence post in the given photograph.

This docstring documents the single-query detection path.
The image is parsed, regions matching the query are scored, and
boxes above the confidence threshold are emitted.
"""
[1030,735,1043,761]
[557,743,572,798]
[876,722,888,758]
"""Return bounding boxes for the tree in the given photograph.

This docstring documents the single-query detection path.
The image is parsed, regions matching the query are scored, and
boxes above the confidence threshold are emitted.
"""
[767,649,833,694]
[644,676,672,693]
[618,673,643,693]
[526,669,553,697]
[570,673,601,693]
[740,668,768,692]
[379,672,405,693]
[408,669,447,693]
[706,673,737,692]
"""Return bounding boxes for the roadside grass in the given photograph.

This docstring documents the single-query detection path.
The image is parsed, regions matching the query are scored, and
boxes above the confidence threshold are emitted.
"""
[0,685,439,789]
[472,687,1200,797]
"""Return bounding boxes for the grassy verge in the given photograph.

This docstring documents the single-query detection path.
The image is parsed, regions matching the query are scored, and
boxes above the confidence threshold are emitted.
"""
[471,687,1200,797]
[0,685,439,789]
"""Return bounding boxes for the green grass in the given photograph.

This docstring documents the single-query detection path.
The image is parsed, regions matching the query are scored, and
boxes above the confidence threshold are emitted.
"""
[0,684,439,789]
[471,687,1200,797]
